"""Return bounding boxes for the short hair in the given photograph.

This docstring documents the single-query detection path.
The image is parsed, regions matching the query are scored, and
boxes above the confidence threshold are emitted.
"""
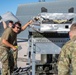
[9,20,13,24]
[12,21,22,28]
[70,23,76,31]
[14,21,21,27]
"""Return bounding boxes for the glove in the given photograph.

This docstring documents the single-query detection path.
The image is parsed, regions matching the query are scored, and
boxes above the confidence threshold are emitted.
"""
[34,16,40,21]
[0,16,2,20]
[0,16,2,23]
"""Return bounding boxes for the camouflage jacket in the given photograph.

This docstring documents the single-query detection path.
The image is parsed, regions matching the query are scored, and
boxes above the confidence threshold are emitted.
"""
[57,36,76,75]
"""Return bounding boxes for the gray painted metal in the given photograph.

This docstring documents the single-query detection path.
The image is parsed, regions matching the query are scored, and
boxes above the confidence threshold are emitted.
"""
[1,12,19,22]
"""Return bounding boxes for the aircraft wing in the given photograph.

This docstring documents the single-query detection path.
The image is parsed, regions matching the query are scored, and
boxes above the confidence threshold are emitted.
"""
[1,11,19,22]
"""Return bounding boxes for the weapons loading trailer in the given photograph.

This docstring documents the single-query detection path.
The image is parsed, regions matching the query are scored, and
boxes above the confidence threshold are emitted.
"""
[27,13,76,75]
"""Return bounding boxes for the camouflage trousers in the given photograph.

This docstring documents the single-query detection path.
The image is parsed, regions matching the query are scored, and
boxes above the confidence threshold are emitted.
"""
[0,47,18,75]
[12,49,18,69]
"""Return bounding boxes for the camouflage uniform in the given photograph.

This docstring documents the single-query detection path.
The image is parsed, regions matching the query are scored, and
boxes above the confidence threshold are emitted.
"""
[0,28,17,75]
[12,47,18,69]
[11,40,18,69]
[5,27,18,69]
[57,36,76,75]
